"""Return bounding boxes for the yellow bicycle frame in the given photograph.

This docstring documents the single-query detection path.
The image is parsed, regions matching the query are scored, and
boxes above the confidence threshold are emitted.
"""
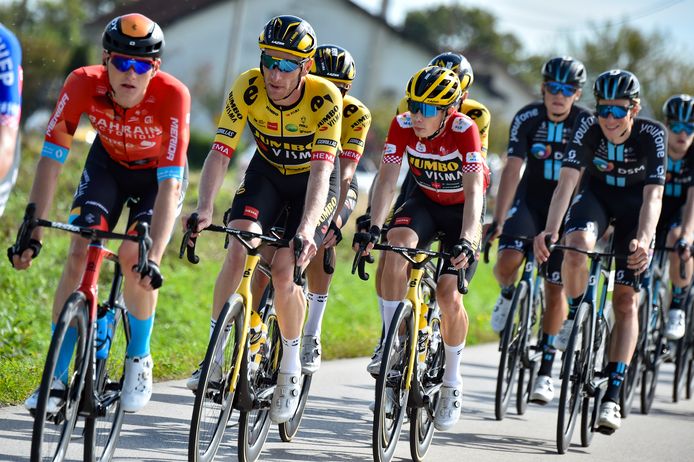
[403,255,427,391]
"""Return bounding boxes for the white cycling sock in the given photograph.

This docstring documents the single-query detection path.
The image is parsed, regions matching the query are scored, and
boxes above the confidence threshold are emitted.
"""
[280,335,301,374]
[442,340,465,387]
[382,300,401,340]
[377,296,385,328]
[303,292,328,337]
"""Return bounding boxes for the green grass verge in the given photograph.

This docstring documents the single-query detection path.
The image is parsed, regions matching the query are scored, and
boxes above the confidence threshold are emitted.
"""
[0,134,500,405]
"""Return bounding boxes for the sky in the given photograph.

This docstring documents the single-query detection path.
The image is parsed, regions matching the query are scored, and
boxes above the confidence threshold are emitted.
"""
[352,0,694,57]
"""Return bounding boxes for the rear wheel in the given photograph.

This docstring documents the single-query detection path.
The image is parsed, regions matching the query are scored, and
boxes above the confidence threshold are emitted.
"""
[188,296,244,462]
[238,311,281,462]
[30,292,90,462]
[373,301,412,462]
[495,281,527,420]
[556,303,591,455]
[409,312,443,462]
[84,304,129,461]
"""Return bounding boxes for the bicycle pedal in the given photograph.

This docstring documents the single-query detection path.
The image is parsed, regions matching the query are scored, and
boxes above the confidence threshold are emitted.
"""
[595,425,616,436]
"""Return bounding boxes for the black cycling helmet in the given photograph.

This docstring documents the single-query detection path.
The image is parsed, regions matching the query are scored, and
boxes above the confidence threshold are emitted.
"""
[663,94,694,123]
[428,52,474,92]
[593,69,640,101]
[406,66,462,107]
[310,44,355,85]
[258,15,317,59]
[102,13,164,58]
[541,56,586,87]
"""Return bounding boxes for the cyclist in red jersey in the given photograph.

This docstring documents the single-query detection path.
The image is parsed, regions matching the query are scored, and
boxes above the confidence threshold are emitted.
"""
[9,13,190,414]
[355,66,487,431]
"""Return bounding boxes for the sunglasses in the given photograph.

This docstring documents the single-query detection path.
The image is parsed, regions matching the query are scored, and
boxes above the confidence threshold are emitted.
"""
[668,121,694,135]
[109,54,155,75]
[595,104,633,119]
[545,81,578,97]
[407,100,444,118]
[260,53,305,73]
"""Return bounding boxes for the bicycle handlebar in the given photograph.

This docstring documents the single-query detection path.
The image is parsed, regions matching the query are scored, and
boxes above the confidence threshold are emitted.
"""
[180,213,304,285]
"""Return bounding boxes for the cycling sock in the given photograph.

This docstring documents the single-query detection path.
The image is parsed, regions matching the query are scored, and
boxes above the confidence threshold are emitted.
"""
[303,292,328,337]
[538,332,557,377]
[442,341,465,387]
[126,312,155,358]
[54,323,77,384]
[377,296,385,323]
[382,300,401,340]
[670,285,686,311]
[567,294,584,320]
[500,284,515,299]
[603,361,627,403]
[279,335,301,374]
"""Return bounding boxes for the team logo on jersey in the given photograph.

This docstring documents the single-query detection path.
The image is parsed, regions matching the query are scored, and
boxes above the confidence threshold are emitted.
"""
[416,142,426,152]
[394,216,411,226]
[396,113,412,128]
[286,123,298,132]
[593,157,614,172]
[383,143,397,155]
[243,206,259,220]
[267,122,278,131]
[466,152,481,163]
[216,128,237,138]
[452,116,472,133]
[531,143,552,159]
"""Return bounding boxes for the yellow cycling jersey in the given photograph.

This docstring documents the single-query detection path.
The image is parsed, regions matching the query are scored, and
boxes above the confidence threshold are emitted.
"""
[212,69,342,175]
[396,96,490,156]
[340,94,371,163]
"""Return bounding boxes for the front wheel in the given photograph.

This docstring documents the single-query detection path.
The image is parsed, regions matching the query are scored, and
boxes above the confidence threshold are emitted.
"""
[30,292,90,462]
[641,291,665,414]
[373,301,413,462]
[84,306,130,461]
[188,296,244,462]
[495,281,528,421]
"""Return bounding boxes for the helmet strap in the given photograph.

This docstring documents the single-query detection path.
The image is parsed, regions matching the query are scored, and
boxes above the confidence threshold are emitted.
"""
[426,106,452,140]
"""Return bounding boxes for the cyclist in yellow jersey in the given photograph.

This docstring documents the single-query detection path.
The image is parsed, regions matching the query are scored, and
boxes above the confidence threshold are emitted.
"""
[182,15,342,424]
[362,52,491,373]
[300,44,371,374]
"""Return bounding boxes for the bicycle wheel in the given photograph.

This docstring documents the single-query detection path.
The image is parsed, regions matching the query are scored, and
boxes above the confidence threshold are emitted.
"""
[621,298,646,417]
[84,304,129,461]
[373,301,413,462]
[641,288,666,414]
[556,303,591,455]
[409,310,443,462]
[189,295,245,462]
[580,316,607,448]
[518,280,544,415]
[238,310,281,462]
[673,321,693,403]
[30,292,90,462]
[495,280,528,421]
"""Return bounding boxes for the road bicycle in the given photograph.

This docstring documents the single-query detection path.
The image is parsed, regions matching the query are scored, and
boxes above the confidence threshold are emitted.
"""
[9,203,154,462]
[548,239,621,454]
[482,235,546,421]
[672,273,694,403]
[353,241,465,462]
[182,215,308,462]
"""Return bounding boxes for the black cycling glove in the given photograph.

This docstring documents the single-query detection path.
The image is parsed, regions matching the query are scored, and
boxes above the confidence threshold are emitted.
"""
[355,214,371,233]
[452,238,476,266]
[353,225,380,248]
[134,259,164,289]
[328,220,343,245]
[7,239,42,267]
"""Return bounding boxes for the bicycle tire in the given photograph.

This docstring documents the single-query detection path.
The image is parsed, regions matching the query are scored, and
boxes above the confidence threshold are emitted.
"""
[518,279,543,415]
[409,312,443,462]
[621,297,647,417]
[556,302,591,455]
[494,281,528,421]
[373,301,413,462]
[673,324,691,403]
[238,311,280,462]
[30,291,90,462]
[188,295,244,462]
[640,288,666,414]
[84,304,129,461]
[580,315,607,448]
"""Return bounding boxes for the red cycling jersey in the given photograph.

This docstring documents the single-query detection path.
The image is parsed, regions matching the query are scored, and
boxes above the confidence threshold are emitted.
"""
[41,65,190,178]
[382,111,488,205]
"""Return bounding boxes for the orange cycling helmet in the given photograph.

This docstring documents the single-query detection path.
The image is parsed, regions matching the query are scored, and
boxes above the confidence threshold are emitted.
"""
[258,15,317,59]
[406,66,462,107]
[102,13,164,58]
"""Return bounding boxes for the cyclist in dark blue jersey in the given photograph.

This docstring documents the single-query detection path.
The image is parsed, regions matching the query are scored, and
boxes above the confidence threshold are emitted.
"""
[535,69,666,433]
[0,23,22,216]
[488,57,591,404]
[658,95,694,340]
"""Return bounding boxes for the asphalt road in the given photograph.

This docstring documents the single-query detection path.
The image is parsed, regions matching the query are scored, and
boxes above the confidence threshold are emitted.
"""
[1,342,693,461]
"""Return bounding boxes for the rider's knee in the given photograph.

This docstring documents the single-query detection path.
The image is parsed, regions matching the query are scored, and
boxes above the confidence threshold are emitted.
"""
[612,287,638,317]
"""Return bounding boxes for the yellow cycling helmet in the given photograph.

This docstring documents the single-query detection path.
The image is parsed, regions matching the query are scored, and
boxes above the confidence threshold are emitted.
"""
[258,15,317,59]
[406,66,462,107]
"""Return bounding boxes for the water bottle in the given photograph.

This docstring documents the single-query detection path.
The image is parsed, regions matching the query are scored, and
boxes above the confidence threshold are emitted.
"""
[95,306,115,360]
[417,304,430,369]
[248,311,267,373]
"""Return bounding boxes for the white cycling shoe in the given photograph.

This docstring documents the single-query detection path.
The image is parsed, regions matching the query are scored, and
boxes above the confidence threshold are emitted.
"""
[490,294,513,333]
[25,379,66,415]
[121,355,153,413]
[555,319,575,352]
[270,372,301,424]
[530,375,554,404]
[434,384,463,431]
[665,309,686,340]
[597,400,621,432]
